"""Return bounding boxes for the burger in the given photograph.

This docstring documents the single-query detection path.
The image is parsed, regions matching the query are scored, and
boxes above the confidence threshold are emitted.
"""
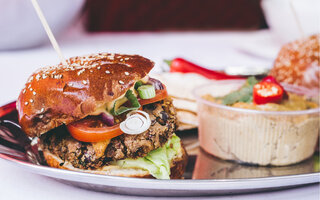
[16,53,187,179]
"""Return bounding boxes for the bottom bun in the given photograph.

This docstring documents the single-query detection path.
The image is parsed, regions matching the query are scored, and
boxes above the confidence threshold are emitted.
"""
[43,143,188,179]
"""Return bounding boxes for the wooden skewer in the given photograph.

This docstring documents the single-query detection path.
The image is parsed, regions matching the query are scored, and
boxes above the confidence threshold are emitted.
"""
[289,0,305,38]
[30,0,67,66]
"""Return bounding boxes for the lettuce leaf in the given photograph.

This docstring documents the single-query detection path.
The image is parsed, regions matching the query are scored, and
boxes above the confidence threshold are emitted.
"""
[314,155,320,172]
[113,135,182,179]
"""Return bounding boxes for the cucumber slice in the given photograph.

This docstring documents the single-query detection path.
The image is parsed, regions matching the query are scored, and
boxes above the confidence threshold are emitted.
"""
[138,85,156,99]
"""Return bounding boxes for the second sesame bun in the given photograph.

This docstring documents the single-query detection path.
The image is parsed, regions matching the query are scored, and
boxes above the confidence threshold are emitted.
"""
[16,53,154,137]
[269,34,319,90]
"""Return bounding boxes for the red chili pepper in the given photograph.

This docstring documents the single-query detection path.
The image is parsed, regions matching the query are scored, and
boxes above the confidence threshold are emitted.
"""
[262,76,278,83]
[262,76,288,99]
[253,82,284,104]
[169,58,244,80]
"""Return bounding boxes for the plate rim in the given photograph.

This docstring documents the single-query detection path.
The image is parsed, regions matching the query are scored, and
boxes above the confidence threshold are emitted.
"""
[1,153,319,191]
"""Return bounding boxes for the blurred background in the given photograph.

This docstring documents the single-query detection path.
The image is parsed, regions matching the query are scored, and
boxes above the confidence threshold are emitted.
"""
[0,0,319,102]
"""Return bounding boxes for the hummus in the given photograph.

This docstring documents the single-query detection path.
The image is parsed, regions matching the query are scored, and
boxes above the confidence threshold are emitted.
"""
[203,92,318,111]
[196,83,319,166]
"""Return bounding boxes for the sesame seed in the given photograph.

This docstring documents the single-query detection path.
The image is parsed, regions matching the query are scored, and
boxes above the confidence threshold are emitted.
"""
[36,74,41,80]
[33,91,36,95]
[77,69,85,76]
[23,89,26,94]
[83,80,87,84]
[120,58,124,61]
[30,99,34,103]
[124,72,129,76]
[29,88,33,91]
[25,102,29,105]
[105,70,110,74]
[40,108,45,112]
[97,66,101,70]
[119,80,124,85]
[125,58,129,60]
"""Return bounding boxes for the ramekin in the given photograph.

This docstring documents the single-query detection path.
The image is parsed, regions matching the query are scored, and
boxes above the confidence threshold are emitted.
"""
[193,80,319,166]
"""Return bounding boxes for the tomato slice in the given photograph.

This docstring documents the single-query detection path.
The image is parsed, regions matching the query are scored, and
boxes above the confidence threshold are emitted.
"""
[67,117,123,142]
[139,87,168,105]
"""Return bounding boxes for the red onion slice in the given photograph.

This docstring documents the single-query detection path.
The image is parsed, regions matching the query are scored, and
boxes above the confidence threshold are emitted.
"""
[99,112,114,126]
[147,78,164,90]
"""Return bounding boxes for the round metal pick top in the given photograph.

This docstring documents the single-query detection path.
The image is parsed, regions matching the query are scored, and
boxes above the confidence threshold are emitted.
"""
[120,110,151,135]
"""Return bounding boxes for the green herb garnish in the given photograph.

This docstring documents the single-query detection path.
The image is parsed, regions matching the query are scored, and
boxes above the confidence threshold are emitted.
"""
[111,90,141,115]
[222,76,258,105]
[134,81,143,90]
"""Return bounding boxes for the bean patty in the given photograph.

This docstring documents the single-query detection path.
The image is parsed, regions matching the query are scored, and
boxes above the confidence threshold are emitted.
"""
[40,98,177,169]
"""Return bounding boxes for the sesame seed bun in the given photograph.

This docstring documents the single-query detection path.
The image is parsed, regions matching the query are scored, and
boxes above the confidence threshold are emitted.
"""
[42,141,188,179]
[269,34,319,90]
[16,53,154,137]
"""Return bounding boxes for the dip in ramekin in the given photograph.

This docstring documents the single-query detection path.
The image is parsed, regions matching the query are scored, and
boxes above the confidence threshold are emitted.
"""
[193,78,319,166]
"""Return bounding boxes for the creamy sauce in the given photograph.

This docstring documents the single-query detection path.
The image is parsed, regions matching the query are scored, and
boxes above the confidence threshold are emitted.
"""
[89,77,148,116]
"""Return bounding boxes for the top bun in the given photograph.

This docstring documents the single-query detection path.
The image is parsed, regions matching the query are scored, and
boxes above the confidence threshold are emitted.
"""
[269,34,319,90]
[17,53,154,137]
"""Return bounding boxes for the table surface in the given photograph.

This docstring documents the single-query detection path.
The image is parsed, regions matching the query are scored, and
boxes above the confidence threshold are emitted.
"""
[0,25,319,199]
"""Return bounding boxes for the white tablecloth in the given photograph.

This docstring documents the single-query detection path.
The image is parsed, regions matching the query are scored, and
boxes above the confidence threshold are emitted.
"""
[0,27,319,199]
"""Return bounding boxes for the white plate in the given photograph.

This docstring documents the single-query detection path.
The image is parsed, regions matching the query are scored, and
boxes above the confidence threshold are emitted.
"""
[0,102,319,196]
